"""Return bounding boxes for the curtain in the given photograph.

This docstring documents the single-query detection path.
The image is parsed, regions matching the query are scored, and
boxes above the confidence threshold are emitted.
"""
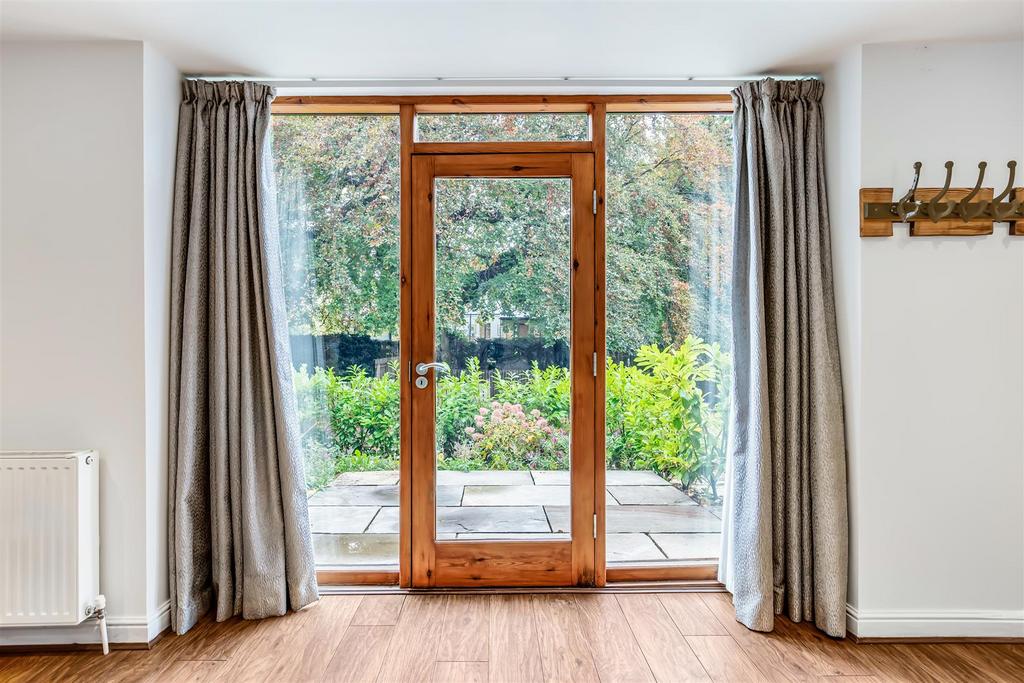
[719,78,849,637]
[168,80,318,635]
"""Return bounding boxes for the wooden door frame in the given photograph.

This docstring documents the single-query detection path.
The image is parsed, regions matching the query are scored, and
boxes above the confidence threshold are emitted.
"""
[409,152,596,587]
[277,95,733,587]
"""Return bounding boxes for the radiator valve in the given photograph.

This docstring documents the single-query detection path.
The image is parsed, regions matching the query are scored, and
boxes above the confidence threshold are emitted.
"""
[88,595,109,655]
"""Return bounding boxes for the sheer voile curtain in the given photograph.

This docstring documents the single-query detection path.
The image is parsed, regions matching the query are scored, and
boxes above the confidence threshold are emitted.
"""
[720,79,850,637]
[168,80,318,634]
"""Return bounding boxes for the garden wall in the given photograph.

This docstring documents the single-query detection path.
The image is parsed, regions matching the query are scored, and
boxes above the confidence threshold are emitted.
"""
[291,334,400,376]
[290,333,570,377]
[439,335,569,375]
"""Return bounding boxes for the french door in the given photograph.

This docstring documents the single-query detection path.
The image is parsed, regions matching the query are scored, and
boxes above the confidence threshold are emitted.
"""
[409,153,597,587]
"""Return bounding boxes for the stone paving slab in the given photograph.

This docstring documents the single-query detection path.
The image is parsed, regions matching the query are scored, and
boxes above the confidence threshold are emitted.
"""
[309,505,380,534]
[608,470,675,485]
[309,484,463,507]
[531,470,671,486]
[440,506,552,534]
[436,470,534,485]
[461,485,619,507]
[365,505,552,534]
[607,533,667,562]
[651,532,721,561]
[463,484,570,506]
[608,485,694,505]
[312,533,398,565]
[545,504,721,534]
[333,470,399,485]
[529,471,569,486]
[364,507,399,533]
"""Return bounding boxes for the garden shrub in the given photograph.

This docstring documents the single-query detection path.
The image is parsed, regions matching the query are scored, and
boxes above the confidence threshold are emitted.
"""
[326,365,400,464]
[444,402,568,471]
[436,357,489,456]
[492,362,570,429]
[293,365,340,490]
[606,336,730,495]
[293,339,731,500]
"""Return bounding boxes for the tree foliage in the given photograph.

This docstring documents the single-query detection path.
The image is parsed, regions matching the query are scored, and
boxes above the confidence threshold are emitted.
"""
[273,115,401,336]
[271,112,733,353]
[435,177,571,344]
[606,113,733,351]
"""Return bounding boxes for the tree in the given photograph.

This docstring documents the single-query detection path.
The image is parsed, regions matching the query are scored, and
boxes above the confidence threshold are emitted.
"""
[272,112,733,357]
[605,113,733,352]
[434,177,571,345]
[273,115,401,337]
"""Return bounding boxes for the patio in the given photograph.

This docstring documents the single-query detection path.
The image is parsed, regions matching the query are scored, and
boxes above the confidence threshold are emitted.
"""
[308,470,722,566]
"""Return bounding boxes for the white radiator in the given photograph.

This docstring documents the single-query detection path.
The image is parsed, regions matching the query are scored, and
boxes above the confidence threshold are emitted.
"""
[0,450,101,633]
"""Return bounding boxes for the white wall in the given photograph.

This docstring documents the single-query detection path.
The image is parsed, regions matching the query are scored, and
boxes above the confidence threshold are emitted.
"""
[142,42,180,631]
[0,40,179,644]
[827,40,1024,638]
[822,45,863,609]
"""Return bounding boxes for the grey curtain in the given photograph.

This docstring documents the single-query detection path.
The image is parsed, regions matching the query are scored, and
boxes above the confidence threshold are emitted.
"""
[168,80,318,635]
[719,79,849,637]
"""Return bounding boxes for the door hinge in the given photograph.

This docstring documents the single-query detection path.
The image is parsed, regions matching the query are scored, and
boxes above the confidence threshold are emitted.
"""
[593,190,597,215]
[592,352,597,377]
[593,514,598,539]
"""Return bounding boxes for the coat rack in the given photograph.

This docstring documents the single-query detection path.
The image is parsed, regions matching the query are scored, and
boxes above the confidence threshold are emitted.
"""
[860,161,1023,237]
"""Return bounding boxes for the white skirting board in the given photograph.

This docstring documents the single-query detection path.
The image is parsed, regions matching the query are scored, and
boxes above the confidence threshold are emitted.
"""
[847,604,1024,639]
[0,601,170,647]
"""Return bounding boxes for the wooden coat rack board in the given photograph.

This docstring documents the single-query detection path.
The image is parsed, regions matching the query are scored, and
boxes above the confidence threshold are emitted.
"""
[860,160,1023,237]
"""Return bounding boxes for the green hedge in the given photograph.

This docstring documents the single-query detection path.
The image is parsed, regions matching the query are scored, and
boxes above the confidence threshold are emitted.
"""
[295,337,729,498]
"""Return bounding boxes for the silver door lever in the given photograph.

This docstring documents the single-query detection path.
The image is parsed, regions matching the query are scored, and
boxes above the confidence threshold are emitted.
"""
[415,361,450,376]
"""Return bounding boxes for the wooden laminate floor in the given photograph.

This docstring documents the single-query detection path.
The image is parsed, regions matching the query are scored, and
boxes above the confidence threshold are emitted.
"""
[1,592,1022,682]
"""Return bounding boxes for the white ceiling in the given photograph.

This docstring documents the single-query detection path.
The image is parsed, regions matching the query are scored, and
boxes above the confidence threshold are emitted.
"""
[2,1,1022,81]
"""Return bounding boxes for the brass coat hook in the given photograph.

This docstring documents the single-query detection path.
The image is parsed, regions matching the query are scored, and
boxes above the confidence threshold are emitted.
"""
[992,161,1019,221]
[927,161,957,222]
[896,161,922,221]
[958,162,988,220]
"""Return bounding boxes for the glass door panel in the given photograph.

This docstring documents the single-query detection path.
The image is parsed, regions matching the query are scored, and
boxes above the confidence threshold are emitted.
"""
[432,177,572,541]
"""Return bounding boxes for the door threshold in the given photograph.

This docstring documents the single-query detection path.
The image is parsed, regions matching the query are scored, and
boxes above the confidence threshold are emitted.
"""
[317,564,720,590]
[318,580,724,596]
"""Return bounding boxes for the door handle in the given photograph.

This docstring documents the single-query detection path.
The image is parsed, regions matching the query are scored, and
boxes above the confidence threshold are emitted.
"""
[414,361,450,388]
[415,361,450,376]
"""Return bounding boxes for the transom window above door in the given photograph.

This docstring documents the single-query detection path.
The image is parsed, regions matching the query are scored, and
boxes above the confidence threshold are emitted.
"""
[416,112,590,142]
